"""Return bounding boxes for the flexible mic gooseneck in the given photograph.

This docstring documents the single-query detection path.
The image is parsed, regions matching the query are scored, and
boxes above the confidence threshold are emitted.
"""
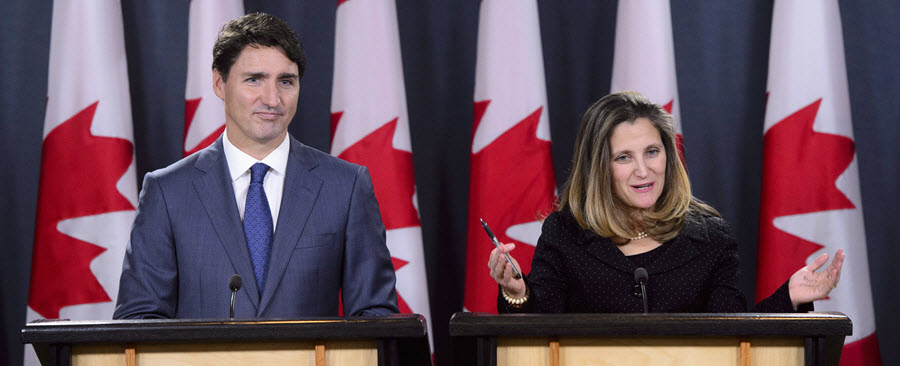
[634,267,649,314]
[228,274,242,319]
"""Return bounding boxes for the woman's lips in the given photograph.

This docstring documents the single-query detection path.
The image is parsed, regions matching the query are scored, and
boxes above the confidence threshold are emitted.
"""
[631,182,654,192]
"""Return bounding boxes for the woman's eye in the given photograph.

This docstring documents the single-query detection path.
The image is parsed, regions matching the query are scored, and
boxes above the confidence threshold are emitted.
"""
[647,149,659,157]
[615,155,629,162]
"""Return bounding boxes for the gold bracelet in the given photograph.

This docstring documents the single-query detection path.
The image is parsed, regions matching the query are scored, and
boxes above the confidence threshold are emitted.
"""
[502,286,529,308]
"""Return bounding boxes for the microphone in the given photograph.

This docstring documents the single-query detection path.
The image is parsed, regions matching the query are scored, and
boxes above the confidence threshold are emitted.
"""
[228,274,242,319]
[634,267,649,314]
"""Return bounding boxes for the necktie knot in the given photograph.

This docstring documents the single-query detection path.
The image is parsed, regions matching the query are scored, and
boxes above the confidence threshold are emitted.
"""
[250,163,270,184]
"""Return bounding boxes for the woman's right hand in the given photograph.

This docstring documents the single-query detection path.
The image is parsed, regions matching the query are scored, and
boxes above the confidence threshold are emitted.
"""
[488,243,526,298]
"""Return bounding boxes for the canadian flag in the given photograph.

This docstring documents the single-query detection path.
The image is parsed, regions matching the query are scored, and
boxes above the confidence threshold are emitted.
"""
[609,0,685,160]
[329,0,433,351]
[758,1,881,365]
[463,0,557,313]
[25,0,138,364]
[184,0,244,156]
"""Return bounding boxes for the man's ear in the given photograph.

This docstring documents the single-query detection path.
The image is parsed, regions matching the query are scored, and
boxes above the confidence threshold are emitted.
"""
[212,69,226,100]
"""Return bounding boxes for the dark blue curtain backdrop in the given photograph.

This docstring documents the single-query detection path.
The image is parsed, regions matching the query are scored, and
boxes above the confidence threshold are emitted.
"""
[2,1,898,365]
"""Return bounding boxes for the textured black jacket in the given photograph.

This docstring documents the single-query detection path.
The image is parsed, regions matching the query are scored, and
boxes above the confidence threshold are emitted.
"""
[500,210,810,313]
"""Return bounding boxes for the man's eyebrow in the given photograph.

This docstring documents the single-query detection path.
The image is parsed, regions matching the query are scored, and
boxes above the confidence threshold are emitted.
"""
[278,72,299,79]
[242,72,268,79]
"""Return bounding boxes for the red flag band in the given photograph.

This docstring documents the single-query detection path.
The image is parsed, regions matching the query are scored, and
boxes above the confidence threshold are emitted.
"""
[758,1,881,364]
[26,1,139,364]
[183,0,244,156]
[464,0,557,314]
[330,0,433,353]
[610,0,685,160]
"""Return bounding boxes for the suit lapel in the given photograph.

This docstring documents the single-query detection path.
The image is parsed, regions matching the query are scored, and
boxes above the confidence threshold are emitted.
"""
[577,216,703,276]
[258,137,323,315]
[648,216,702,275]
[578,229,634,275]
[192,138,260,310]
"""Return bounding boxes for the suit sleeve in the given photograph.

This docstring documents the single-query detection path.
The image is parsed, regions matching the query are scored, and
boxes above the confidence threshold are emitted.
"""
[340,166,399,316]
[703,217,751,312]
[113,172,178,319]
[498,211,568,313]
[755,281,813,312]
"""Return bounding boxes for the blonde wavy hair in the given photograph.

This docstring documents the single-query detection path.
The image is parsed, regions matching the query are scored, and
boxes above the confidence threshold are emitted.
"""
[558,91,718,242]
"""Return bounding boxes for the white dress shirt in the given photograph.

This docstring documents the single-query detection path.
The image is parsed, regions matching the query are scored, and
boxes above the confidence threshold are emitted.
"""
[222,130,289,231]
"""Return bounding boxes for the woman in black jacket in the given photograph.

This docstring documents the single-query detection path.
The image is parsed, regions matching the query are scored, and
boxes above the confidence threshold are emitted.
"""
[489,91,843,313]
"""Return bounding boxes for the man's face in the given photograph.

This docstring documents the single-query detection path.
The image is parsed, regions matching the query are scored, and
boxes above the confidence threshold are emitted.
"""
[213,45,299,151]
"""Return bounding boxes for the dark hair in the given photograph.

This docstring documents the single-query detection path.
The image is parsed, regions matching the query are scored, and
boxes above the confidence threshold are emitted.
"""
[557,91,718,242]
[212,12,306,81]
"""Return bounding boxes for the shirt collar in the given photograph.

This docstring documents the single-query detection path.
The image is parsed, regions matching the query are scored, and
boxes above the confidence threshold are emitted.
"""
[222,129,290,181]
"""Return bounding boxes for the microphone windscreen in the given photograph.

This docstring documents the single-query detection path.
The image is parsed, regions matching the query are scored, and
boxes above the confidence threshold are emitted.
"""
[634,267,649,284]
[228,274,242,291]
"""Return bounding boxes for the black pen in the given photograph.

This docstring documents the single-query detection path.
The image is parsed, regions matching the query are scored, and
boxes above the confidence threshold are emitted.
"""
[480,218,522,280]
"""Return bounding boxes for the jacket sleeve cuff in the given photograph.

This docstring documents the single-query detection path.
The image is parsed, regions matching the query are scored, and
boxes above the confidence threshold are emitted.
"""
[761,280,815,313]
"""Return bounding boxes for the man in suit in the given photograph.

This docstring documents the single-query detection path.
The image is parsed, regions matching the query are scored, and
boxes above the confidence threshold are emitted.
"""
[114,13,399,319]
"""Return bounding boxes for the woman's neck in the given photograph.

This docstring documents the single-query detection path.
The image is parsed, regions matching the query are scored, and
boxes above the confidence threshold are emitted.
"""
[617,237,662,256]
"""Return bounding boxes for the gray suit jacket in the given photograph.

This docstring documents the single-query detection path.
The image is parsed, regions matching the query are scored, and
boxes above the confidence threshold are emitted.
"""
[114,135,398,319]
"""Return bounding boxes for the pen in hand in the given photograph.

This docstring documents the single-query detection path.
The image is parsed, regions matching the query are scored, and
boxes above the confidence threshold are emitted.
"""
[481,218,523,280]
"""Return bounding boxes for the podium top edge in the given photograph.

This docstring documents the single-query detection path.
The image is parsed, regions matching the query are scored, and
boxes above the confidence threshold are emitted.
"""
[448,311,852,337]
[451,311,849,320]
[22,314,429,344]
[26,313,425,327]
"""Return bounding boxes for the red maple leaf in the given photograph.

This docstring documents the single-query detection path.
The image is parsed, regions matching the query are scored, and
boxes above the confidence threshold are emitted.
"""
[29,101,135,318]
[660,100,687,165]
[333,114,419,230]
[464,101,557,312]
[391,257,413,313]
[756,99,856,300]
[183,97,225,157]
[661,100,673,113]
[331,113,420,315]
[329,111,343,143]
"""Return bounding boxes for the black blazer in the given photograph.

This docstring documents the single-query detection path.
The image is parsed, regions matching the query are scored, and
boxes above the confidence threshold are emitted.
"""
[500,210,809,313]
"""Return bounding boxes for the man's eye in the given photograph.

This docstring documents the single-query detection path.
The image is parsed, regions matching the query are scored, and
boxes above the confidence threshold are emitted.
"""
[280,79,294,86]
[247,77,259,83]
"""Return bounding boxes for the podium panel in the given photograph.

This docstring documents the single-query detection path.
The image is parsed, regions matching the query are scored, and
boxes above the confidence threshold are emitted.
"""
[68,341,378,366]
[451,312,851,366]
[495,337,803,366]
[71,345,123,366]
[23,315,430,366]
[559,337,741,366]
[131,342,320,366]
[497,338,549,365]
[750,338,805,366]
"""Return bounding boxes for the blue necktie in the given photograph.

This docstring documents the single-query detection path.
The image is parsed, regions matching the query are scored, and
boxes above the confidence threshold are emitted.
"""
[244,163,273,293]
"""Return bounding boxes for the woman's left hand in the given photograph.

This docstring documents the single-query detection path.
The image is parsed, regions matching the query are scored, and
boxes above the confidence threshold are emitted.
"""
[788,249,845,309]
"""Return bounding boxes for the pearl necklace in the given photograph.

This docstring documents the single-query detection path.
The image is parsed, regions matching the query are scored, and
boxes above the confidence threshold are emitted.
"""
[629,231,648,241]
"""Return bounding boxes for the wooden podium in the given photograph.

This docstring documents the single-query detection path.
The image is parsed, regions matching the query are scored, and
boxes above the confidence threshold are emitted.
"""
[450,312,851,366]
[22,314,431,366]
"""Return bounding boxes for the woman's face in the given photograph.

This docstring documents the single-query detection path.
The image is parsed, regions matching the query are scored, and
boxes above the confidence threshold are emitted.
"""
[608,118,667,209]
